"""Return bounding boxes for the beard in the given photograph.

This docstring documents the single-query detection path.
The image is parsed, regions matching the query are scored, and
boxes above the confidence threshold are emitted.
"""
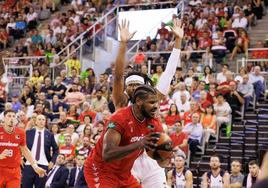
[141,105,152,118]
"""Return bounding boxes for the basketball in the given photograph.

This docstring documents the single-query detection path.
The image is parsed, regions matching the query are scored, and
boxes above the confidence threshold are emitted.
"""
[146,133,173,161]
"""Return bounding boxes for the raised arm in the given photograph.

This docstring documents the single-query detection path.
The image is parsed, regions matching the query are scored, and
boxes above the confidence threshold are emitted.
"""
[112,20,136,109]
[156,18,184,100]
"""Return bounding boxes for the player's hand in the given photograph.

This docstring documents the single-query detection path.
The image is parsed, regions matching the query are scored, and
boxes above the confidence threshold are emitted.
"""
[118,19,136,42]
[138,132,161,151]
[0,149,9,160]
[33,165,47,177]
[170,18,184,39]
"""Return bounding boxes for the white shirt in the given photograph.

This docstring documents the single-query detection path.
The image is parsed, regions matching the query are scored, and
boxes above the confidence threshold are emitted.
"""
[210,173,224,188]
[75,167,82,185]
[172,90,191,105]
[232,17,248,29]
[195,18,207,29]
[249,73,264,84]
[26,12,37,22]
[183,123,203,143]
[26,128,48,166]
[216,72,227,84]
[176,100,190,118]
[46,165,60,187]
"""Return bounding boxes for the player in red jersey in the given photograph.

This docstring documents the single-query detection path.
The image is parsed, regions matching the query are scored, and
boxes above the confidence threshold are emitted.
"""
[84,85,171,188]
[0,109,46,188]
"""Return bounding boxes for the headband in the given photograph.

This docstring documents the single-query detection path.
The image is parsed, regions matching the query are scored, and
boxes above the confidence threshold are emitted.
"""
[125,75,145,85]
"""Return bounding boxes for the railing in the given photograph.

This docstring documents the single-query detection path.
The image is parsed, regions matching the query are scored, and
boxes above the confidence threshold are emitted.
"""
[4,64,33,100]
[236,57,268,73]
[126,0,185,61]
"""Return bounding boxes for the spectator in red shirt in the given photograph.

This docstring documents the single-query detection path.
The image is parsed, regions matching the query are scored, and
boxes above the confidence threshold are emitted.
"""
[78,102,96,123]
[0,28,8,49]
[198,32,212,50]
[59,134,76,162]
[217,71,233,96]
[134,47,146,65]
[183,100,198,126]
[169,121,188,158]
[198,90,212,113]
[155,22,169,40]
[251,41,268,59]
[165,103,181,126]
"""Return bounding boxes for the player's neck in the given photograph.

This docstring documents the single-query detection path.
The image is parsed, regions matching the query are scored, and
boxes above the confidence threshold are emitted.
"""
[3,124,15,134]
[132,105,145,122]
[176,167,184,173]
[212,168,220,175]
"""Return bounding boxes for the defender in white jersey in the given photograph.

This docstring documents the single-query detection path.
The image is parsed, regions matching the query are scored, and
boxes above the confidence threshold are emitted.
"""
[112,19,184,187]
[202,155,230,188]
[167,155,193,188]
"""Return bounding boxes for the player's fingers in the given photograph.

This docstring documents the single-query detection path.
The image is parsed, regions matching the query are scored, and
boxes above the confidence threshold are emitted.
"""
[118,24,121,31]
[169,26,174,33]
[130,31,137,39]
[127,20,130,29]
[144,143,155,151]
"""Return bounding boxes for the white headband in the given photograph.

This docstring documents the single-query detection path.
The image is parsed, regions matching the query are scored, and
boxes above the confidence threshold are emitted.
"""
[125,75,145,85]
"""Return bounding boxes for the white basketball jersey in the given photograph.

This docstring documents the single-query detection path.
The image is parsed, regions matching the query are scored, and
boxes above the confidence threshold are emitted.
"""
[209,173,224,188]
[175,171,186,188]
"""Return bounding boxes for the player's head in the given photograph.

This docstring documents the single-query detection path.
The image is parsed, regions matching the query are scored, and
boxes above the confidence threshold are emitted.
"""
[231,160,242,174]
[174,155,185,169]
[132,85,158,118]
[36,114,46,129]
[210,155,221,170]
[4,109,16,128]
[248,160,259,177]
[125,72,152,99]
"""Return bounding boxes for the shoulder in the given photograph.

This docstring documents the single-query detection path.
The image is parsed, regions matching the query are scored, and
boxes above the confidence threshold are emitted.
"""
[110,106,131,122]
[15,127,26,135]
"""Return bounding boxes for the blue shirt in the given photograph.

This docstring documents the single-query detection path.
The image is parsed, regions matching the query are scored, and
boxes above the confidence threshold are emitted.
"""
[183,123,203,143]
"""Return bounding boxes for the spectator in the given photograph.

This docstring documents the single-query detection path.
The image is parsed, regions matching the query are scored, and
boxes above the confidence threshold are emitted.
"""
[41,77,54,99]
[243,160,261,188]
[230,160,244,186]
[50,94,65,120]
[151,65,163,86]
[230,29,249,60]
[0,28,8,49]
[155,22,169,39]
[59,134,76,162]
[232,11,248,29]
[11,93,22,113]
[200,105,217,143]
[76,115,92,135]
[77,136,92,158]
[225,81,244,121]
[53,76,67,99]
[58,111,71,130]
[159,95,173,117]
[176,93,190,118]
[198,90,211,113]
[65,124,79,146]
[214,93,232,127]
[30,69,44,86]
[249,66,265,102]
[237,74,254,110]
[165,103,181,126]
[45,154,69,188]
[50,123,60,145]
[36,92,51,113]
[169,121,188,158]
[183,100,198,126]
[91,89,108,114]
[235,67,248,83]
[183,113,203,155]
[65,54,81,76]
[216,64,229,84]
[172,82,191,107]
[64,83,86,106]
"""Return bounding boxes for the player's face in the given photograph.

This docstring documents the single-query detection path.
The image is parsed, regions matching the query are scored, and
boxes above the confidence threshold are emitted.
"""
[249,164,259,177]
[231,161,241,174]
[4,112,16,128]
[210,157,221,170]
[126,83,141,98]
[36,115,46,129]
[141,94,159,118]
[174,156,185,169]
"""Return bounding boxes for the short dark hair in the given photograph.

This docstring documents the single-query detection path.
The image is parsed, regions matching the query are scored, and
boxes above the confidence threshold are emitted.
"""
[248,160,259,166]
[132,85,157,104]
[210,155,221,161]
[4,109,16,116]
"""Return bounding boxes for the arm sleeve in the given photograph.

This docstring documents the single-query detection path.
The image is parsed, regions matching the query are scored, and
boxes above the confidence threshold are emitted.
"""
[156,48,181,96]
[107,119,125,135]
[20,130,26,147]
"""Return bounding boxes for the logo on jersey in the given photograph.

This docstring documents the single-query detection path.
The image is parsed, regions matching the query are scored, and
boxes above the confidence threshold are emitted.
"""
[107,122,116,129]
[15,135,20,139]
[147,124,155,130]
[130,136,144,143]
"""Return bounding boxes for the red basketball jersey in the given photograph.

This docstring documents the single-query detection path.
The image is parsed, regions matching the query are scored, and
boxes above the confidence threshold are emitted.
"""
[85,106,163,179]
[0,126,26,168]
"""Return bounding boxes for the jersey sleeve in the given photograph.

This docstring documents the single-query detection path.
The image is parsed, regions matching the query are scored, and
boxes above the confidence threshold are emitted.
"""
[152,119,164,133]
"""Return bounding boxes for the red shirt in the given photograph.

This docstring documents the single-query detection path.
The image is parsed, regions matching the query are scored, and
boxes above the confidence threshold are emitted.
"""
[200,100,212,109]
[0,126,26,168]
[170,132,188,154]
[59,145,76,158]
[78,110,97,123]
[85,106,163,179]
[165,114,181,126]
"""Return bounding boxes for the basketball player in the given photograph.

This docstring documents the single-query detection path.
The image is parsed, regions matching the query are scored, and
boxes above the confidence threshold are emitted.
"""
[167,155,193,188]
[113,18,183,188]
[202,155,230,188]
[0,109,46,188]
[84,85,171,188]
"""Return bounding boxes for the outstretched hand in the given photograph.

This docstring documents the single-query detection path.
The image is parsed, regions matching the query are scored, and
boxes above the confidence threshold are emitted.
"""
[118,19,137,42]
[170,18,184,39]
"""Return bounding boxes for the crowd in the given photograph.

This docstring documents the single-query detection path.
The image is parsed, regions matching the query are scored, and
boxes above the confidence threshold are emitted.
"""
[133,0,268,72]
[0,0,267,188]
